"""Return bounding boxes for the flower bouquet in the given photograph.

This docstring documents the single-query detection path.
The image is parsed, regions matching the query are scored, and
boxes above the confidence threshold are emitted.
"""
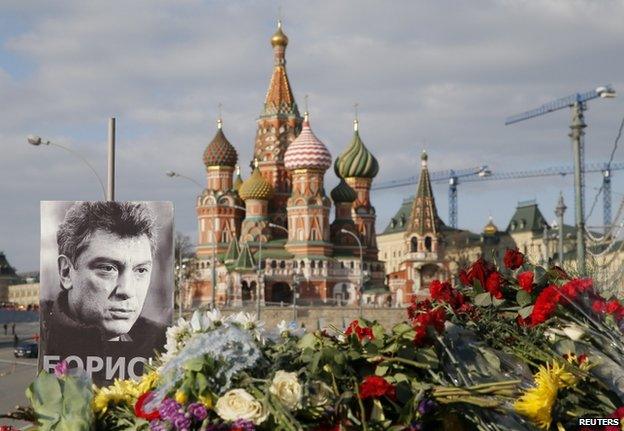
[7,249,624,430]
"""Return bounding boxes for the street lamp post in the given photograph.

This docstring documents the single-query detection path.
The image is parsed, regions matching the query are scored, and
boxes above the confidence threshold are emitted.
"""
[27,135,107,200]
[341,229,364,318]
[28,118,117,201]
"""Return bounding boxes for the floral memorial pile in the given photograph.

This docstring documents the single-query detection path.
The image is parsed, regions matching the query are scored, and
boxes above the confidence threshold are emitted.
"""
[5,249,624,430]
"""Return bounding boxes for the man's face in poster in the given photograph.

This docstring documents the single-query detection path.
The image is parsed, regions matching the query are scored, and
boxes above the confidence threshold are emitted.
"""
[58,229,153,340]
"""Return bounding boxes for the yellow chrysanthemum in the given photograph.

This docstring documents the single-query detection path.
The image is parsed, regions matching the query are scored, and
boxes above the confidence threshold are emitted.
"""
[92,374,159,415]
[514,362,578,430]
[137,370,160,394]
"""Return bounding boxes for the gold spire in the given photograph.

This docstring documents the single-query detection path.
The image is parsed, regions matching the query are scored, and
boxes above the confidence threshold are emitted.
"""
[271,20,288,47]
[217,102,223,129]
[353,102,359,131]
[303,94,309,123]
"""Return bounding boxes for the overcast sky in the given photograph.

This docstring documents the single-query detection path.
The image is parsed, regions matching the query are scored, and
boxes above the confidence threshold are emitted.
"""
[1,0,624,272]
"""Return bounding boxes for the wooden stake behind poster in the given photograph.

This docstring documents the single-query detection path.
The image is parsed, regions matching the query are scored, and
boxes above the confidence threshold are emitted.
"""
[39,201,173,385]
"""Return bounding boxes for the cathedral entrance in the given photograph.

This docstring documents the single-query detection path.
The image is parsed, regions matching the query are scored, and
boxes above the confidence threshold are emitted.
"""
[241,281,253,302]
[270,282,292,304]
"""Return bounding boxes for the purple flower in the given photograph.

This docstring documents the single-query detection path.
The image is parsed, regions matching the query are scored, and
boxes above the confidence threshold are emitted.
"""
[172,412,192,431]
[231,419,255,431]
[149,420,168,431]
[417,398,436,416]
[53,360,68,378]
[187,402,208,421]
[158,398,181,421]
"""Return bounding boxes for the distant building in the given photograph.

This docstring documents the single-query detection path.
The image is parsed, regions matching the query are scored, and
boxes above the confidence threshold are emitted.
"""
[7,282,40,309]
[0,252,21,304]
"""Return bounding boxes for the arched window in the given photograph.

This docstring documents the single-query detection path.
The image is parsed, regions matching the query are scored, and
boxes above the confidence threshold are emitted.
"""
[300,260,305,268]
[341,261,345,269]
[293,260,298,268]
[318,260,323,268]
[310,260,316,269]
[279,260,286,269]
[425,236,432,252]
[410,237,418,252]
[271,260,277,269]
[350,261,354,269]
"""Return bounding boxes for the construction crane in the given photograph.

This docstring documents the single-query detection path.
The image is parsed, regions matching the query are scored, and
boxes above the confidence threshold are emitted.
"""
[372,165,491,228]
[374,161,624,230]
[505,85,616,274]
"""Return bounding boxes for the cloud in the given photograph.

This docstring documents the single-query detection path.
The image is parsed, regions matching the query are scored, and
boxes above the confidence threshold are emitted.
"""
[1,0,624,271]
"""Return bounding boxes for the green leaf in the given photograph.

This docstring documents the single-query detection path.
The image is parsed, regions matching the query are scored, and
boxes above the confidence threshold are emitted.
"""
[492,296,506,307]
[297,333,318,350]
[375,365,389,376]
[473,280,484,294]
[184,356,205,372]
[478,347,501,372]
[516,290,532,307]
[534,267,547,286]
[474,292,492,306]
[518,305,534,319]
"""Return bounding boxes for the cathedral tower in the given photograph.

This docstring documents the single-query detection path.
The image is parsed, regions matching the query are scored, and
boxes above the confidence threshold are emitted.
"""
[253,21,303,233]
[283,112,333,256]
[334,118,380,260]
[238,161,274,244]
[197,118,244,259]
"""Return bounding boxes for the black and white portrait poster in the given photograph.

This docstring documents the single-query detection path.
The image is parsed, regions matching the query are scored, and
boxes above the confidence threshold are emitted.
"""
[39,201,174,385]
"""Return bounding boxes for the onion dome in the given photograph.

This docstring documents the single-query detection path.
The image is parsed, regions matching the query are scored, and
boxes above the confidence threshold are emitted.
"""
[334,119,379,179]
[483,216,498,236]
[271,21,288,47]
[203,119,238,168]
[284,113,332,171]
[330,178,357,203]
[239,164,274,201]
[233,165,243,191]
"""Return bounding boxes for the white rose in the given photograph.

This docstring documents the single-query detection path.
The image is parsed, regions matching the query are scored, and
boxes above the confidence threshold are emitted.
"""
[215,389,267,425]
[270,371,303,411]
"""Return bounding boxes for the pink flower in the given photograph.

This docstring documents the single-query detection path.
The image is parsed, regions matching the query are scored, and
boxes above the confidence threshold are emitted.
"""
[53,360,68,378]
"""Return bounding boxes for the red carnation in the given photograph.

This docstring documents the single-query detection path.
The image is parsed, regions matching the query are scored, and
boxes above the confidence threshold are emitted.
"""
[134,391,160,421]
[429,280,454,303]
[517,271,534,293]
[485,272,504,299]
[411,306,446,346]
[503,248,524,270]
[592,299,607,313]
[606,406,624,431]
[530,285,561,325]
[359,375,396,399]
[345,320,374,341]
[560,278,593,301]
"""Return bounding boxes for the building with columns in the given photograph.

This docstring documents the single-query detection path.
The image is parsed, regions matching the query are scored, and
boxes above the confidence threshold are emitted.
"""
[191,23,386,307]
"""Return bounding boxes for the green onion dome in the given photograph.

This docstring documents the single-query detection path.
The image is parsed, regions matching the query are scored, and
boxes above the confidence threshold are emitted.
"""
[330,178,357,203]
[238,166,273,201]
[203,120,238,168]
[334,120,379,179]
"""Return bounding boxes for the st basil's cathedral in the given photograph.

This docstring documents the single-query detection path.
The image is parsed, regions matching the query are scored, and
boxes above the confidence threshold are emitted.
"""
[192,22,387,307]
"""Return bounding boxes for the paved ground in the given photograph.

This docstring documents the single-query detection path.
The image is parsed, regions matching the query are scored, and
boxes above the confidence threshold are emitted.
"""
[0,321,39,430]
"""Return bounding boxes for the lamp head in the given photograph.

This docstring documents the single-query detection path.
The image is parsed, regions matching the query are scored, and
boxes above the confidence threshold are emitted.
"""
[340,229,349,234]
[27,135,43,146]
[597,86,616,99]
[166,171,177,177]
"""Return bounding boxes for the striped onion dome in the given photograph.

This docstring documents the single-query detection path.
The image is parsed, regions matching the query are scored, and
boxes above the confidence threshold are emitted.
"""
[334,119,379,179]
[203,119,238,168]
[239,166,273,201]
[284,114,332,171]
[330,178,357,203]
